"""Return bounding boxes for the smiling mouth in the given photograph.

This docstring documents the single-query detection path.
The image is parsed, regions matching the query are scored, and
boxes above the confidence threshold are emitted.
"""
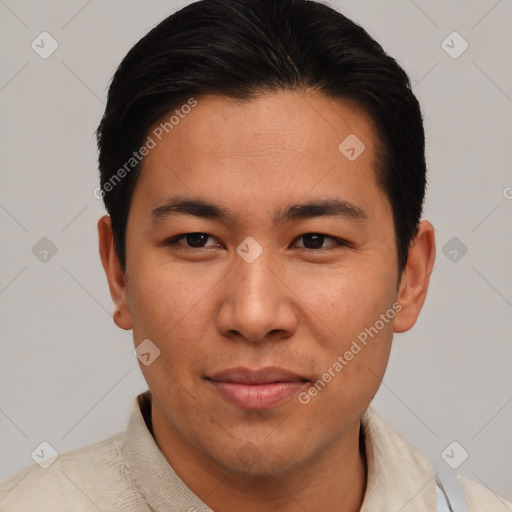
[206,366,309,410]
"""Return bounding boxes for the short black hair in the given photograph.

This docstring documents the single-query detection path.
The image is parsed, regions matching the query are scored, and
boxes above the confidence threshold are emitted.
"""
[97,0,426,273]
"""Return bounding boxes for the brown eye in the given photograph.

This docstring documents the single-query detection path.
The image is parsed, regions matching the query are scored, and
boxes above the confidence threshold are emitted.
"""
[294,233,339,249]
[181,233,211,247]
[166,232,220,248]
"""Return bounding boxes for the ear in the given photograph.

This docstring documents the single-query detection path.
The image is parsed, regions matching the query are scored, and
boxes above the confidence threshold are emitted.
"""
[98,215,133,330]
[394,220,436,333]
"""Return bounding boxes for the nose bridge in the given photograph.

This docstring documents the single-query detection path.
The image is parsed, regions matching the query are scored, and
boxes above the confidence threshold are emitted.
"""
[217,245,297,342]
[237,252,277,309]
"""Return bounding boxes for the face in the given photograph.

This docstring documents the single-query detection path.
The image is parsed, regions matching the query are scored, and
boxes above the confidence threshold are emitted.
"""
[100,90,433,477]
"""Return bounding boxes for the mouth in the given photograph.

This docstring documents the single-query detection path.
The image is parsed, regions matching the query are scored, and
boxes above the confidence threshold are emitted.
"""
[205,366,310,410]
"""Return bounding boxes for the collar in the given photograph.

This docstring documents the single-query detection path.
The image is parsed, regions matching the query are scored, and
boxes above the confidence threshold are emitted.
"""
[121,391,437,511]
[120,391,213,511]
[359,406,437,511]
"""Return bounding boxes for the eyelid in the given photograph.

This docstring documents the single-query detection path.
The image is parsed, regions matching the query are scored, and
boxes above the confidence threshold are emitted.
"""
[165,233,223,248]
[291,234,349,250]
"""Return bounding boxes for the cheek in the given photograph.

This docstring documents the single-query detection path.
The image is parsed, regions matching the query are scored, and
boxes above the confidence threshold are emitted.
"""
[127,257,219,339]
[299,321,393,432]
[295,264,396,402]
[293,261,397,344]
[126,263,218,396]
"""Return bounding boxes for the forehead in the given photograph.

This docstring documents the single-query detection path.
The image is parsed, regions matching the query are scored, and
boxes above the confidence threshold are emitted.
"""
[149,91,377,159]
[132,90,384,220]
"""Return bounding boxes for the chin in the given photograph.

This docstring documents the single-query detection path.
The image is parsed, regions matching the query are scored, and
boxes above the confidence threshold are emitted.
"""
[206,434,315,478]
[219,452,307,478]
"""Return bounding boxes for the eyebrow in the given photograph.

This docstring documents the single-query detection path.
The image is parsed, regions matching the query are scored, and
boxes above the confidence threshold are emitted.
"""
[273,199,367,223]
[150,195,367,225]
[151,196,233,223]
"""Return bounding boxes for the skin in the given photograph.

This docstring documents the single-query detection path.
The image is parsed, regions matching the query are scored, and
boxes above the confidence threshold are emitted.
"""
[98,90,436,512]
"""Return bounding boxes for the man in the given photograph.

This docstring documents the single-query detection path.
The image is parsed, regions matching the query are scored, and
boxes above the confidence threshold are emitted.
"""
[1,0,510,510]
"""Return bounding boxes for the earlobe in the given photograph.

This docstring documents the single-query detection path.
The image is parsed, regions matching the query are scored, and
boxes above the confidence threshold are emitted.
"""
[393,221,436,333]
[97,215,133,330]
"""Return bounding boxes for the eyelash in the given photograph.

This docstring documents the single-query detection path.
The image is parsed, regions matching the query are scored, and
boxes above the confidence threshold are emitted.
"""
[164,232,350,251]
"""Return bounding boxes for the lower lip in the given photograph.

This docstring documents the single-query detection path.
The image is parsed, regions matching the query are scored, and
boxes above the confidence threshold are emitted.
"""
[208,381,306,410]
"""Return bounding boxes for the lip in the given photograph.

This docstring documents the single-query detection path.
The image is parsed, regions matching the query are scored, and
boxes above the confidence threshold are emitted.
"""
[206,366,309,410]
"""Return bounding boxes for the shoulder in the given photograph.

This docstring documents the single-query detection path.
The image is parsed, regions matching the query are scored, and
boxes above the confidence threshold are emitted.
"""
[0,432,148,512]
[460,475,512,512]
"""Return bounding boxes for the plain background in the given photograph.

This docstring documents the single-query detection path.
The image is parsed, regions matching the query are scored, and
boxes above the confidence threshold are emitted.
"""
[1,0,511,503]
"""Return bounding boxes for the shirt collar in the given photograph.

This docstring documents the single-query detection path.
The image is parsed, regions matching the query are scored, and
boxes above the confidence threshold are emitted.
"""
[120,391,213,511]
[359,406,437,511]
[121,392,437,511]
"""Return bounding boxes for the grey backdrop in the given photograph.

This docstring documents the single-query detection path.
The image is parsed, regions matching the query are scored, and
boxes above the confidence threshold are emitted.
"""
[1,0,511,503]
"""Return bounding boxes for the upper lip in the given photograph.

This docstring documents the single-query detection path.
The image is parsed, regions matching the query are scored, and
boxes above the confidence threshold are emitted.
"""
[207,366,308,384]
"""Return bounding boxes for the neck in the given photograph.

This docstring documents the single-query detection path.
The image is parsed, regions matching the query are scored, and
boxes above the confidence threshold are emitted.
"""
[151,404,367,512]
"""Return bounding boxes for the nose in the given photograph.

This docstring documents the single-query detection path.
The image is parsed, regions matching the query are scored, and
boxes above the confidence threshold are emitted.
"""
[216,250,299,343]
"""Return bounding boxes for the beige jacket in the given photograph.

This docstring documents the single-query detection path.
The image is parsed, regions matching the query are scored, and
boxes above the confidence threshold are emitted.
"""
[1,391,510,511]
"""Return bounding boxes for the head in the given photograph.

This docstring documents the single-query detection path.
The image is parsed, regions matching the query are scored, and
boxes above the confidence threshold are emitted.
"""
[97,0,435,477]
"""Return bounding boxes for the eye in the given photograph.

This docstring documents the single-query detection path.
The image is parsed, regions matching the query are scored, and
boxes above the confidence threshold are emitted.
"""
[167,232,221,248]
[292,233,343,249]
